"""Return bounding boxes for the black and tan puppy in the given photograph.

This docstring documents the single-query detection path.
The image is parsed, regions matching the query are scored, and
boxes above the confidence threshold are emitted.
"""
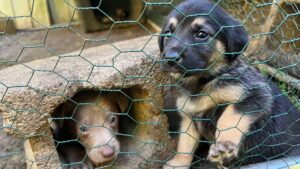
[159,0,300,168]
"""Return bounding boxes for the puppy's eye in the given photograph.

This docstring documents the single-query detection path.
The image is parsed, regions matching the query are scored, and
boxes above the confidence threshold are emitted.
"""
[195,31,209,40]
[79,125,88,132]
[109,115,117,125]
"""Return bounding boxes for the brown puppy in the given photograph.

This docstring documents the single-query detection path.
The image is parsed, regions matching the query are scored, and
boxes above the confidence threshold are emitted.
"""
[51,91,129,168]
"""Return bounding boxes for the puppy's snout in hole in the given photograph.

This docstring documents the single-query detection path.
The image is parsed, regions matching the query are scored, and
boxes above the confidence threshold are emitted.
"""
[101,146,115,158]
[88,143,118,164]
[50,90,132,168]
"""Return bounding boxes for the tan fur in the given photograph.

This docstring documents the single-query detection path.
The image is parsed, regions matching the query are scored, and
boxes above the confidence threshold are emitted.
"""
[170,72,183,80]
[169,17,178,27]
[191,18,206,27]
[215,41,225,52]
[209,40,225,62]
[215,105,253,145]
[164,114,200,168]
[76,105,115,146]
[177,114,200,154]
[209,40,226,74]
[207,104,255,166]
[177,84,245,115]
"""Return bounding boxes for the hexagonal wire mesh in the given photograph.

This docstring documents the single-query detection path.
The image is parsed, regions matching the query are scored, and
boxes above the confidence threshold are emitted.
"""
[0,0,299,169]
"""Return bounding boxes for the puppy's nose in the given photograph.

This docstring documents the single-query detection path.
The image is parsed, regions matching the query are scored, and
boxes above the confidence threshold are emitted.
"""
[164,50,180,61]
[101,147,115,158]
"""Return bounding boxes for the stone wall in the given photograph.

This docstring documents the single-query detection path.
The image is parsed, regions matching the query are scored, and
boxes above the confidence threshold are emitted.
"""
[0,36,174,169]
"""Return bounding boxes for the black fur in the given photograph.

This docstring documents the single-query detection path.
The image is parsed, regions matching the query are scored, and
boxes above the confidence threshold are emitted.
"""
[159,0,248,65]
[160,0,300,168]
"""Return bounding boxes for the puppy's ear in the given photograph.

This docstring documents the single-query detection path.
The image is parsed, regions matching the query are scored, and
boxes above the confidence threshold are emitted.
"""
[50,104,65,132]
[116,93,130,113]
[50,101,74,130]
[224,24,248,60]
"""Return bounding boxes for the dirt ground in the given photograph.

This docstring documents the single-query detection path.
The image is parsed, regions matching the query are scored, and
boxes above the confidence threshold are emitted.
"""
[0,24,155,169]
[0,116,26,169]
[0,24,156,69]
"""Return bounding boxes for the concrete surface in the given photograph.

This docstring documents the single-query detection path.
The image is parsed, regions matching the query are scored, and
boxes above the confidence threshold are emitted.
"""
[0,35,174,168]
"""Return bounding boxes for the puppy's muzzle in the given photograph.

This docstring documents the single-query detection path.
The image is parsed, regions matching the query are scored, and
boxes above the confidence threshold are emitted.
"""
[162,49,181,66]
[164,50,180,60]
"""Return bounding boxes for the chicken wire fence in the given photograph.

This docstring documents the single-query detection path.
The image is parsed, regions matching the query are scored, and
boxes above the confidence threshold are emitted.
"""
[0,0,299,169]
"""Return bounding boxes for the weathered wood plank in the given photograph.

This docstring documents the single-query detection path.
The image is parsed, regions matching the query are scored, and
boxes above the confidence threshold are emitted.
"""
[48,0,73,25]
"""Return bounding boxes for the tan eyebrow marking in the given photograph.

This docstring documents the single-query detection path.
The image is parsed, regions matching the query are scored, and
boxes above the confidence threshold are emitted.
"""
[169,17,178,27]
[191,17,206,27]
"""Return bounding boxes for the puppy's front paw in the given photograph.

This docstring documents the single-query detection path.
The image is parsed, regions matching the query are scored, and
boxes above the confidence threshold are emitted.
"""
[207,141,238,168]
[163,155,192,169]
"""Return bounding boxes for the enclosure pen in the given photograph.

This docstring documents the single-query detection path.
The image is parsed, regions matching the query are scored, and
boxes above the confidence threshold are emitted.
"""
[0,0,299,169]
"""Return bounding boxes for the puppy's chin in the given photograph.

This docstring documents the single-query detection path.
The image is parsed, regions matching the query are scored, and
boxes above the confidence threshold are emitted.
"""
[160,63,201,81]
[160,65,181,80]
